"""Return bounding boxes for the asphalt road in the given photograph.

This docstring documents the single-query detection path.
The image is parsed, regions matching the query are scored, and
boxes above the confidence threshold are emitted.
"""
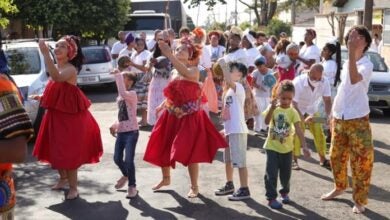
[13,85,390,220]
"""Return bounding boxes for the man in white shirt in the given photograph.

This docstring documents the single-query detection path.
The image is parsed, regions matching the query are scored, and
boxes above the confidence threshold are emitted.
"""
[321,25,374,215]
[205,31,226,63]
[111,31,127,67]
[292,64,332,169]
[298,29,321,73]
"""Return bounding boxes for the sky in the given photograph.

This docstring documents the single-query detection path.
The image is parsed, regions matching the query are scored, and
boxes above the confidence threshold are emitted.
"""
[181,0,252,27]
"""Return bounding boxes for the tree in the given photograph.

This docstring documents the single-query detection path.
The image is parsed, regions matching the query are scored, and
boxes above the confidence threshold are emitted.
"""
[265,19,292,37]
[0,0,18,28]
[184,0,226,10]
[237,0,277,26]
[278,0,321,12]
[12,0,130,43]
[363,0,373,31]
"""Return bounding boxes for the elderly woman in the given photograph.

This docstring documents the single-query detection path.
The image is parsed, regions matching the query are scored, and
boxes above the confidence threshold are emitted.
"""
[143,38,228,198]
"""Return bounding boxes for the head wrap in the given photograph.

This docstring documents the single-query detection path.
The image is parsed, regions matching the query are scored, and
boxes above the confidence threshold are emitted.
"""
[61,35,78,60]
[192,27,205,40]
[243,29,257,48]
[125,32,135,45]
[229,26,243,39]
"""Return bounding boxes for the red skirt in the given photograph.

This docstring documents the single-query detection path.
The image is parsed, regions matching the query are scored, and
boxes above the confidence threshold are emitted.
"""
[144,109,228,168]
[33,109,103,169]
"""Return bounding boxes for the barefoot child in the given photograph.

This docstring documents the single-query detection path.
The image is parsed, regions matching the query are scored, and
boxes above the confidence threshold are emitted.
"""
[263,80,310,209]
[110,68,140,199]
[215,60,250,201]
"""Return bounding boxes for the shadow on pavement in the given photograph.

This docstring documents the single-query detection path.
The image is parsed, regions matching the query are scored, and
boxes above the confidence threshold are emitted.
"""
[300,168,390,203]
[155,190,261,219]
[129,195,177,220]
[330,198,389,220]
[280,201,328,220]
[242,198,295,220]
[48,198,128,220]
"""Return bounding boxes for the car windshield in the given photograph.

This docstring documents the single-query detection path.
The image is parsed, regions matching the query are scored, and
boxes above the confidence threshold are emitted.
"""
[82,48,110,64]
[341,50,388,72]
[124,16,165,30]
[5,47,41,75]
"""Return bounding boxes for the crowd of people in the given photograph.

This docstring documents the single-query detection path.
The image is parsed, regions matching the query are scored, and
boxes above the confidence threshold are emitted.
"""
[0,24,377,219]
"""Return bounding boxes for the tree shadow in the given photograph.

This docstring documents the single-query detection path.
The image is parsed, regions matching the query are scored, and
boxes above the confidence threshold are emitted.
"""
[48,198,128,220]
[129,195,177,220]
[155,190,261,219]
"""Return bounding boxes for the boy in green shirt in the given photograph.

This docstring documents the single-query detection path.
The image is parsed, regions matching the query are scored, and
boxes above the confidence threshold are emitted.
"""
[263,80,310,209]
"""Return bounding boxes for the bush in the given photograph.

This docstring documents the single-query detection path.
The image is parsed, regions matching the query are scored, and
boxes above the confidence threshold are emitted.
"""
[265,19,292,37]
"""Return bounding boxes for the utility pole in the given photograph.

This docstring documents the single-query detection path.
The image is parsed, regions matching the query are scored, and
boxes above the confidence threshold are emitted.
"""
[291,0,296,25]
[235,0,238,26]
[363,0,373,31]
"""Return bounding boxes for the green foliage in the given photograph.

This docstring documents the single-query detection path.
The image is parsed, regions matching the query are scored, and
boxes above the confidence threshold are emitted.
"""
[239,21,251,31]
[278,0,320,12]
[0,0,18,28]
[12,0,130,42]
[206,21,226,32]
[265,19,292,37]
[184,0,226,10]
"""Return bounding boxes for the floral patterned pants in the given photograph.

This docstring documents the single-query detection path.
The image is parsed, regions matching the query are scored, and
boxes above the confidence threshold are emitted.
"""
[330,116,374,205]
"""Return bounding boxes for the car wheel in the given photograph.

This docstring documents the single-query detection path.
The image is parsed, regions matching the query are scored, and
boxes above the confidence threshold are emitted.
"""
[382,108,390,117]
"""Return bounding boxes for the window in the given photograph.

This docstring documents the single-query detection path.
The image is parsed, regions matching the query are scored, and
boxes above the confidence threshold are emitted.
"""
[341,50,388,72]
[82,48,111,64]
[5,47,41,75]
[124,16,165,31]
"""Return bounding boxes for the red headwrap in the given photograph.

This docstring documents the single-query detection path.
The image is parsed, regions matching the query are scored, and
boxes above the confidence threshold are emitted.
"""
[61,35,78,60]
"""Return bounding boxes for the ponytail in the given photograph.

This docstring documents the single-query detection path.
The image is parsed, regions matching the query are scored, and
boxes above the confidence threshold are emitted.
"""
[68,36,84,73]
[333,42,341,87]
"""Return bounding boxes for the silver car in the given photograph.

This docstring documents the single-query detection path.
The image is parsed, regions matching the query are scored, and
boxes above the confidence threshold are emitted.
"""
[78,45,115,86]
[341,48,390,116]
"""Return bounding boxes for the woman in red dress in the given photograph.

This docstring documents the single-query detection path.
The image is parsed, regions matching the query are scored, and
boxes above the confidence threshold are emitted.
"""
[143,38,228,198]
[33,36,103,200]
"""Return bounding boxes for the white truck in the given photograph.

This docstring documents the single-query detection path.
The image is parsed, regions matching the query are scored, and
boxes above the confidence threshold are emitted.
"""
[124,0,189,39]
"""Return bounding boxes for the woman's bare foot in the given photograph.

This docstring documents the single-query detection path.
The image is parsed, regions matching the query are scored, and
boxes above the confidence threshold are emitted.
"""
[115,176,128,189]
[152,176,170,191]
[321,189,344,200]
[187,186,199,198]
[66,188,79,200]
[51,178,68,190]
[352,204,365,214]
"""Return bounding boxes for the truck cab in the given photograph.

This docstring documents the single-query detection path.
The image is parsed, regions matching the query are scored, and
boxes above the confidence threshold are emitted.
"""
[124,10,171,41]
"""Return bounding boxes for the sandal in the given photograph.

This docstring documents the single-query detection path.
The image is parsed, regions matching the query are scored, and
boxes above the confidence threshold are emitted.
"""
[187,185,199,198]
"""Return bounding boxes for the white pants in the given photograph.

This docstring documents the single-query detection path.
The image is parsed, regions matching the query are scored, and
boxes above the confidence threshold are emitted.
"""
[254,96,270,132]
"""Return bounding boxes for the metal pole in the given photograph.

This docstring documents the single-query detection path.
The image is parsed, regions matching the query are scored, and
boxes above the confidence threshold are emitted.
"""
[235,0,238,26]
[364,0,373,30]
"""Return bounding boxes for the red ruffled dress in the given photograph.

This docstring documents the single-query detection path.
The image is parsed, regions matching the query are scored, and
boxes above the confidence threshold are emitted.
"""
[144,80,228,168]
[33,81,103,169]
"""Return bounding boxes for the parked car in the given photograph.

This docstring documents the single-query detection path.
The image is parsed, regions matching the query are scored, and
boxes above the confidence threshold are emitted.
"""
[78,45,115,86]
[341,48,390,116]
[2,40,53,128]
